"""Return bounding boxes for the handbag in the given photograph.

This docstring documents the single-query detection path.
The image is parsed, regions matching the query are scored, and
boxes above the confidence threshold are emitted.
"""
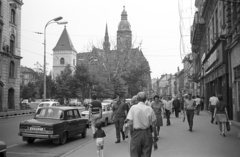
[226,121,231,131]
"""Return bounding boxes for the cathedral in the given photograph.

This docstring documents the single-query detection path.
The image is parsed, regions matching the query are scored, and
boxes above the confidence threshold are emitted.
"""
[52,6,151,97]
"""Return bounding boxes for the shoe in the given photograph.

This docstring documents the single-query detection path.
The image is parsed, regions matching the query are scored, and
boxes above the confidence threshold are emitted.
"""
[125,135,128,138]
[215,122,218,125]
[115,140,120,143]
[223,133,226,137]
[211,120,213,124]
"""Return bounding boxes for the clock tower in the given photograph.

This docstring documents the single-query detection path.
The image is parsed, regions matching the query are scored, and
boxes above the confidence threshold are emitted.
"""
[117,6,132,51]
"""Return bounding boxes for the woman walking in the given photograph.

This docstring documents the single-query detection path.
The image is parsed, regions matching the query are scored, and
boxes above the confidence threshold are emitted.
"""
[151,95,164,137]
[213,94,229,137]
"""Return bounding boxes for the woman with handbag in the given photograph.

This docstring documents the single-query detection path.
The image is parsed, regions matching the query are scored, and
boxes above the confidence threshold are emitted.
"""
[213,94,229,137]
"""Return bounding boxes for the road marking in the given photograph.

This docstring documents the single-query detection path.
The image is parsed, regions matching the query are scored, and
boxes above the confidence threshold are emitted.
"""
[7,144,18,148]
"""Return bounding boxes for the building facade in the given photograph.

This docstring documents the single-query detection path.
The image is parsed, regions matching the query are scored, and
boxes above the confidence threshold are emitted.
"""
[190,0,240,119]
[20,66,35,85]
[0,0,23,112]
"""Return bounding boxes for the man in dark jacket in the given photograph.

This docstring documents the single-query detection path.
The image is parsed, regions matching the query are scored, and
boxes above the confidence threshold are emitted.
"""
[173,97,180,118]
[111,96,128,143]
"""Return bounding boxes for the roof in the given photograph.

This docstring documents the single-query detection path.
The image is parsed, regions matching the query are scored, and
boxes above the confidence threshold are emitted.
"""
[39,106,77,110]
[53,27,77,52]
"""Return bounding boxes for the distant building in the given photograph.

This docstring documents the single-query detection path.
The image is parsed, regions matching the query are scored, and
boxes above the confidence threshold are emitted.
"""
[20,66,36,85]
[0,0,24,111]
[52,26,77,79]
[53,6,151,97]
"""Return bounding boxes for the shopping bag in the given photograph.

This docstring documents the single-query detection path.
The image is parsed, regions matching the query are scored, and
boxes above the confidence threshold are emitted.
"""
[183,116,185,122]
[226,121,231,131]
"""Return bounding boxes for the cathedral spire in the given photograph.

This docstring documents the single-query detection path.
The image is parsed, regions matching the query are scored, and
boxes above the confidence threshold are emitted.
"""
[103,23,110,52]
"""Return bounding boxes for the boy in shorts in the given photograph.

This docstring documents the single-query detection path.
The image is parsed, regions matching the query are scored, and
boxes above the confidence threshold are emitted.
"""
[94,123,106,157]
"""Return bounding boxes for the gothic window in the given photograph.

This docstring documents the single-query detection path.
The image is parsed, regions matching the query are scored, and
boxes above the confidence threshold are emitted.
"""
[9,61,15,78]
[8,88,14,109]
[11,9,16,24]
[60,58,65,65]
[10,35,15,55]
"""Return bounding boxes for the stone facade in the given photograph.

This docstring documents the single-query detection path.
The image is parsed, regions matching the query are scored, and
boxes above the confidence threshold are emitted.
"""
[0,0,23,111]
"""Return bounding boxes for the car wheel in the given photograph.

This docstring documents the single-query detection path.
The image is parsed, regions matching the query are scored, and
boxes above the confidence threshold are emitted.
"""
[59,132,68,145]
[82,128,87,138]
[27,138,35,144]
[104,118,108,127]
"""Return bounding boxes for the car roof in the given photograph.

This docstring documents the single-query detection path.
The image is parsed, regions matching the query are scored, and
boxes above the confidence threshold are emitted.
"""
[39,101,59,104]
[38,106,77,111]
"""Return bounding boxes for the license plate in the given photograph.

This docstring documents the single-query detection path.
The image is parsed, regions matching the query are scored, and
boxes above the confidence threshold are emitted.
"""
[30,127,43,131]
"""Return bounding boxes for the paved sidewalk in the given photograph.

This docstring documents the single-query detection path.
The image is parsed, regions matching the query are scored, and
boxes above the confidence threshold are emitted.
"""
[62,111,240,157]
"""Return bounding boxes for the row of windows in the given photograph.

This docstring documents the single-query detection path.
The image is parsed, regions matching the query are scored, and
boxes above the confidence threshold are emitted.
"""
[0,1,17,24]
[207,2,238,51]
[59,58,76,66]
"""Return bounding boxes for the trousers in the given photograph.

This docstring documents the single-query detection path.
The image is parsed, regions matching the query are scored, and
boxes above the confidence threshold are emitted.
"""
[130,128,153,157]
[114,117,125,140]
[186,110,194,128]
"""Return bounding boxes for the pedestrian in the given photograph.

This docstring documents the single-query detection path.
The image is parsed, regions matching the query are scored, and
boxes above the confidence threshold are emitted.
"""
[94,123,106,157]
[200,96,204,111]
[213,94,229,137]
[89,94,102,137]
[127,92,158,157]
[164,96,172,126]
[111,96,128,143]
[172,96,181,118]
[195,95,201,115]
[209,94,218,124]
[150,95,163,137]
[184,94,196,132]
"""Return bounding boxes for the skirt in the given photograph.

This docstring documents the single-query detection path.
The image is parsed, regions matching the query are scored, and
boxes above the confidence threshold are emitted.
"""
[156,114,163,126]
[215,114,227,122]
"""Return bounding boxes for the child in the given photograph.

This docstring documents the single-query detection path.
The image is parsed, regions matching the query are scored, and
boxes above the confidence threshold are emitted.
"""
[94,123,106,157]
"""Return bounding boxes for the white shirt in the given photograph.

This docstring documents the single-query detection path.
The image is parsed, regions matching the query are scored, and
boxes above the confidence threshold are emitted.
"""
[209,96,218,106]
[195,98,201,105]
[164,100,172,111]
[127,102,156,129]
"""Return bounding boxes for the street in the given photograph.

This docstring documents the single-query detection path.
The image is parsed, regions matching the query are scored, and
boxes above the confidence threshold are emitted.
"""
[0,115,113,157]
[1,111,240,157]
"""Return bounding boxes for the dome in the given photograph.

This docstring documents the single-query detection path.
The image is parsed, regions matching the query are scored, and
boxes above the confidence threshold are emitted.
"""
[118,6,131,31]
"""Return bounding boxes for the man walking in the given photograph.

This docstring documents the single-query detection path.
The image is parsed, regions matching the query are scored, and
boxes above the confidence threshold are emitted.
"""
[209,94,218,124]
[111,96,128,143]
[89,94,102,137]
[173,96,180,118]
[164,96,172,126]
[184,94,196,132]
[127,92,158,157]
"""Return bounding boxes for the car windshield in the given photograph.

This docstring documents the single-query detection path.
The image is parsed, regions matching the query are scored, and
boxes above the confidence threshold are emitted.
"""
[35,108,63,119]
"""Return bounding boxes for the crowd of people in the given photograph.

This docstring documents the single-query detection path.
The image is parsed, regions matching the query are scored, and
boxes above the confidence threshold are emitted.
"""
[88,92,228,157]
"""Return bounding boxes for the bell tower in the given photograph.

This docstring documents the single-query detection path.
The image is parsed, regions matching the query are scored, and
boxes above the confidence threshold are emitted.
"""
[117,6,132,51]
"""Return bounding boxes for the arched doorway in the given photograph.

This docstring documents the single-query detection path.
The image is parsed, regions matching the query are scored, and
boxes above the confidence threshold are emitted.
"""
[8,88,15,110]
[0,81,3,111]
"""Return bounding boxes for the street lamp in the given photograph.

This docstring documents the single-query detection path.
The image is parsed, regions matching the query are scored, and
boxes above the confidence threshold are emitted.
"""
[43,16,68,101]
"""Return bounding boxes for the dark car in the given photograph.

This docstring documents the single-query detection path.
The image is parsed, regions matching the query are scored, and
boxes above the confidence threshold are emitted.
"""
[19,106,89,145]
[0,141,6,157]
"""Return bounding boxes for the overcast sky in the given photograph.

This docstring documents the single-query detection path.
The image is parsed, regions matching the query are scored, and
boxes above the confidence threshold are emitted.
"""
[21,0,195,79]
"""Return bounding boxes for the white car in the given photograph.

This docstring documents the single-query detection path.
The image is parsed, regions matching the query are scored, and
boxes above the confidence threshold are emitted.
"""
[81,103,113,126]
[36,101,61,112]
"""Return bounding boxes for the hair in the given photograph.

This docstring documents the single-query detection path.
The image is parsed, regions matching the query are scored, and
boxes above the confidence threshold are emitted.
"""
[137,92,147,102]
[153,95,159,100]
[95,122,102,130]
[217,94,223,101]
[92,94,97,100]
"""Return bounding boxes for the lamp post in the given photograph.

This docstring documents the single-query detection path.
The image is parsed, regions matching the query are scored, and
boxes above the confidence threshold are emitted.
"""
[43,17,67,101]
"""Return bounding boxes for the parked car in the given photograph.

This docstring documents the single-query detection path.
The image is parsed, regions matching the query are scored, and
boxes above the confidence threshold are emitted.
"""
[41,99,52,102]
[69,99,82,106]
[81,103,113,126]
[18,106,89,145]
[36,101,60,112]
[0,141,6,157]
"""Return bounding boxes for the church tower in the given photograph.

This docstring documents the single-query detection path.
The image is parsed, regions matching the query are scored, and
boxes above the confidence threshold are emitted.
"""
[103,23,110,52]
[117,6,132,51]
[52,26,77,79]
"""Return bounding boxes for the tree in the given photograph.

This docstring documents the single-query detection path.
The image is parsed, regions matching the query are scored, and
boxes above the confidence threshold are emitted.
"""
[20,82,37,99]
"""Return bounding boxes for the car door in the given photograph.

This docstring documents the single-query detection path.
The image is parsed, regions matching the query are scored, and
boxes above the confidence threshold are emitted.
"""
[73,109,83,134]
[66,110,78,137]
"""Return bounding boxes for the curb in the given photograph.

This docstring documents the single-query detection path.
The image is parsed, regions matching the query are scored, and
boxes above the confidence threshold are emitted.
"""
[0,110,35,119]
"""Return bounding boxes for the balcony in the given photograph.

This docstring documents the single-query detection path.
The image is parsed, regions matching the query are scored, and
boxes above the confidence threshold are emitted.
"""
[191,11,205,53]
